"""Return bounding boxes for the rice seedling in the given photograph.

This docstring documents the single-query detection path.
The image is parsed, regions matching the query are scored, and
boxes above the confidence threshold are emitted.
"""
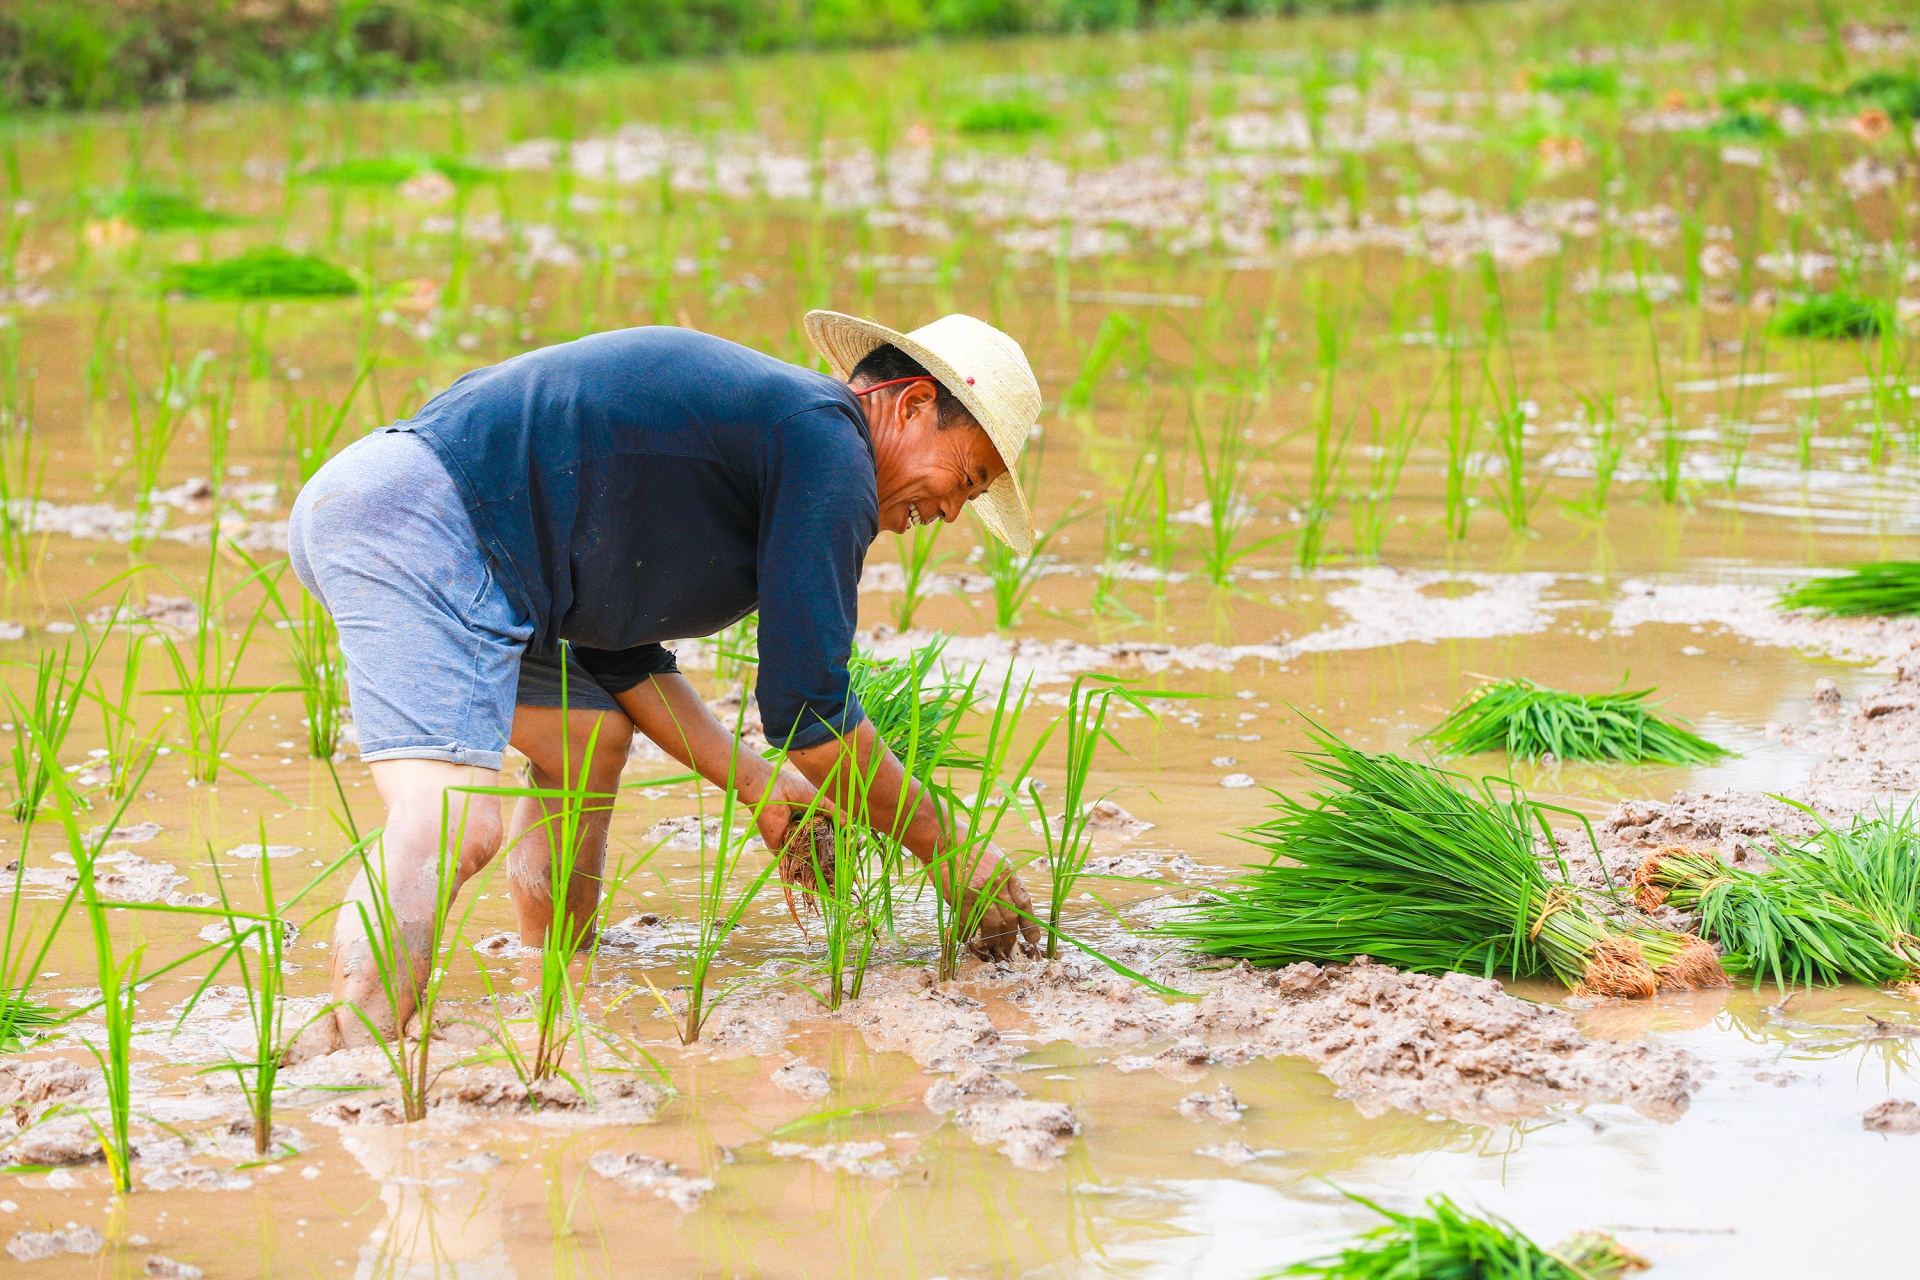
[194,828,355,1155]
[1420,677,1731,766]
[1296,291,1354,570]
[847,638,977,778]
[1163,728,1726,997]
[1633,804,1920,988]
[712,611,759,684]
[642,695,781,1045]
[123,347,208,555]
[1846,71,1920,122]
[1771,291,1891,340]
[1275,1192,1649,1280]
[1027,675,1141,959]
[1062,313,1138,417]
[0,832,75,1052]
[161,247,359,300]
[927,669,1050,981]
[1093,444,1161,618]
[1347,376,1433,564]
[975,505,1079,630]
[6,632,104,820]
[890,522,950,631]
[335,816,462,1119]
[1533,65,1620,96]
[778,770,877,1011]
[1192,399,1279,582]
[148,537,296,786]
[13,721,215,1192]
[303,155,494,187]
[1780,563,1920,616]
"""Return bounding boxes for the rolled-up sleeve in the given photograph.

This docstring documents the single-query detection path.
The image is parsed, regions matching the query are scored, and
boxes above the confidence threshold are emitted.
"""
[752,405,878,751]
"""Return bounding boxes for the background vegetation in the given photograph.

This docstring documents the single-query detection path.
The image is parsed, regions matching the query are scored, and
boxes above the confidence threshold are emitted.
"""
[1,0,1438,108]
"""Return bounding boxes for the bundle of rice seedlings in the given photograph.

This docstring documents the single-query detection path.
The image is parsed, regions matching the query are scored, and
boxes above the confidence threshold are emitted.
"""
[1779,562,1920,617]
[1421,677,1730,766]
[0,991,59,1053]
[777,812,837,923]
[1769,291,1890,340]
[1276,1194,1650,1280]
[161,247,359,300]
[1633,806,1920,987]
[1164,731,1726,998]
[956,102,1055,135]
[848,638,979,774]
[93,187,242,232]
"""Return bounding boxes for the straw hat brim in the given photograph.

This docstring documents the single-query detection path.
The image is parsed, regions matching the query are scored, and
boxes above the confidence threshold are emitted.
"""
[804,310,1036,556]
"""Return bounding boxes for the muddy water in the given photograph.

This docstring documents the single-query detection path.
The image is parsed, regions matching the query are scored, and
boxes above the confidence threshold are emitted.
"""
[6,1,1920,1273]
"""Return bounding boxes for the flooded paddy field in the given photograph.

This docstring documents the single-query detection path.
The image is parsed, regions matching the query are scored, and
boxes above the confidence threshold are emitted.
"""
[0,0,1918,1274]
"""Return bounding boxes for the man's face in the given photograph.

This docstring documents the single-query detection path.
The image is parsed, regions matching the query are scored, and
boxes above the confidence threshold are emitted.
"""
[867,381,1008,536]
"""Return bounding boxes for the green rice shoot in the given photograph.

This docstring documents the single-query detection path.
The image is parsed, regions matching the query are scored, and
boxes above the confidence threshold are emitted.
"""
[161,247,359,299]
[1848,70,1920,121]
[1420,677,1730,765]
[1276,1193,1649,1280]
[1534,65,1618,95]
[1634,804,1920,988]
[1779,562,1920,617]
[1770,291,1890,340]
[848,638,979,774]
[1162,728,1726,998]
[303,155,494,186]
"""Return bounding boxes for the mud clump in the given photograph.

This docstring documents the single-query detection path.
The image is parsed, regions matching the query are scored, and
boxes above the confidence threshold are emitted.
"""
[142,1164,254,1191]
[950,1099,1079,1170]
[1004,957,1702,1124]
[1863,1099,1920,1135]
[145,1257,205,1279]
[587,1152,713,1211]
[839,976,1015,1072]
[924,1066,1023,1114]
[1197,1140,1260,1165]
[769,1058,830,1100]
[1176,1083,1244,1124]
[768,1139,900,1180]
[6,1227,104,1261]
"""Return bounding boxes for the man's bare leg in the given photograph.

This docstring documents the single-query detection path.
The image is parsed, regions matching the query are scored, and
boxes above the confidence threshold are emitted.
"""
[503,707,634,947]
[331,759,502,1045]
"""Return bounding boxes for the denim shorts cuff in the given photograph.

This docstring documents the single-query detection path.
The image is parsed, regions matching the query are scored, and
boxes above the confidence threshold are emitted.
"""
[358,743,506,771]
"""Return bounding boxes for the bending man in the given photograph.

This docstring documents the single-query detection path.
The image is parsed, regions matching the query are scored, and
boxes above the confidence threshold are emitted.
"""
[289,310,1044,1042]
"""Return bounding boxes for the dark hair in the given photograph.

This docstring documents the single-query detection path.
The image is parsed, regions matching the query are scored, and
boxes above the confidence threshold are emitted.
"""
[849,344,973,429]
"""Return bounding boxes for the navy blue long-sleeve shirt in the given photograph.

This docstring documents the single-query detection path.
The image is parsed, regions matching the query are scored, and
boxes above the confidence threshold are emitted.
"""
[401,326,876,750]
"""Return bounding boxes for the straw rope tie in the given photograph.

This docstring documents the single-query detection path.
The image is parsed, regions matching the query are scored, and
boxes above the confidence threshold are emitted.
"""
[1528,886,1575,942]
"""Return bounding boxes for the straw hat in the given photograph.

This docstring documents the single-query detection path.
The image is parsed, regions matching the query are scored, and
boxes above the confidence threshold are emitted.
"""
[804,310,1039,555]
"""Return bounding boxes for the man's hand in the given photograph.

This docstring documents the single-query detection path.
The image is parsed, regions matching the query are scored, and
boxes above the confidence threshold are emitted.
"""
[961,844,1042,962]
[753,767,825,853]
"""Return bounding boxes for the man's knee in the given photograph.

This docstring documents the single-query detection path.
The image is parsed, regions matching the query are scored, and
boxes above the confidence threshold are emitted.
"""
[383,800,502,892]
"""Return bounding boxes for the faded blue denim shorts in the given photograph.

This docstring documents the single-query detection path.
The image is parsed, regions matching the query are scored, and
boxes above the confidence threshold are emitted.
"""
[289,430,622,771]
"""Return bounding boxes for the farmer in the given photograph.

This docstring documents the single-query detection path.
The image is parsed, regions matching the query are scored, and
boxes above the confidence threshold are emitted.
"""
[290,311,1045,1044]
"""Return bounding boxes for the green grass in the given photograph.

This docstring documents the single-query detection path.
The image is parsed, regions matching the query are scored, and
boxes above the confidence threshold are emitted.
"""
[94,187,243,231]
[1162,729,1725,997]
[1770,292,1890,340]
[1634,805,1920,988]
[1275,1194,1648,1280]
[956,102,1055,135]
[1420,677,1730,766]
[161,247,359,299]
[1780,562,1920,616]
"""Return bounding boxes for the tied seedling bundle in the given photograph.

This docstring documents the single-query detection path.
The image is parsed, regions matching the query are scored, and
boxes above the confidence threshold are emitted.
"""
[1277,1193,1650,1280]
[1632,805,1920,988]
[1165,731,1726,998]
[1780,563,1920,618]
[1422,677,1730,766]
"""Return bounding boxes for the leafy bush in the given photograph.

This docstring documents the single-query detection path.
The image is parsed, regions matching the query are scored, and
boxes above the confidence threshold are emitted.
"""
[161,247,360,299]
[957,100,1055,134]
[1770,291,1890,340]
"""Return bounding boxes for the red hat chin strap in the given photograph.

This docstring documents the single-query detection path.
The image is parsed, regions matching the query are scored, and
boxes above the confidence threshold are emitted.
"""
[851,375,936,397]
